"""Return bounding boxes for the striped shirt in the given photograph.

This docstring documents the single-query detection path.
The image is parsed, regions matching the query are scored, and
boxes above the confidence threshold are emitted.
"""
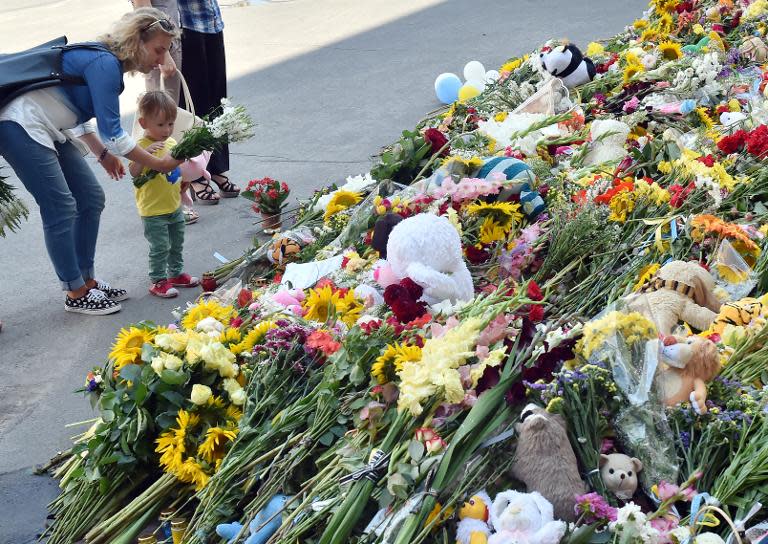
[178,0,223,34]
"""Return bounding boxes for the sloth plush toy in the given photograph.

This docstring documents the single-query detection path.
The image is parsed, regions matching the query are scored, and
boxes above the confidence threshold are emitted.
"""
[539,43,596,88]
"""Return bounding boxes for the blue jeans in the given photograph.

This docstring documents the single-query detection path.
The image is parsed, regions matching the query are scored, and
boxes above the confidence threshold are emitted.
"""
[0,121,105,291]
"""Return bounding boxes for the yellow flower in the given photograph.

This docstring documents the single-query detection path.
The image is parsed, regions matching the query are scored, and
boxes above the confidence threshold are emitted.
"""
[546,397,564,413]
[640,28,659,43]
[479,217,508,245]
[658,12,674,32]
[579,311,657,360]
[372,343,422,384]
[466,201,523,227]
[197,426,238,464]
[302,285,362,326]
[397,318,483,416]
[634,263,661,291]
[109,326,156,371]
[201,342,237,377]
[623,62,644,83]
[696,107,714,129]
[608,191,636,222]
[154,331,189,353]
[178,458,210,490]
[494,112,509,122]
[230,320,276,355]
[586,42,605,57]
[500,57,523,72]
[658,40,683,61]
[633,19,649,30]
[324,190,362,221]
[218,328,242,345]
[191,384,213,405]
[181,299,235,331]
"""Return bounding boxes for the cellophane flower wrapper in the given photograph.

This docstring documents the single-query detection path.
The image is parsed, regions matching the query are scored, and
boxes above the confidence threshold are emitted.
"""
[583,300,679,493]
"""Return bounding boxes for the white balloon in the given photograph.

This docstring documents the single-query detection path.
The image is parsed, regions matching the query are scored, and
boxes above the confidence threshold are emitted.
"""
[463,60,486,82]
[485,70,500,82]
[466,79,487,92]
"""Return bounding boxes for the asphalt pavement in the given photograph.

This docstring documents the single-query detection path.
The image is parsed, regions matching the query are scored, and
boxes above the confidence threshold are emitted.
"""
[0,0,646,541]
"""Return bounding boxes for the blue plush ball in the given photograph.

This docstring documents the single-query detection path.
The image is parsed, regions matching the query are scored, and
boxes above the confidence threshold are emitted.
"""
[477,157,537,193]
[434,73,462,104]
[166,167,181,184]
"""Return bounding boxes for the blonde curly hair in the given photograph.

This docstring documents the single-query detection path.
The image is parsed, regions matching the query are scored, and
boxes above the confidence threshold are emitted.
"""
[98,7,181,73]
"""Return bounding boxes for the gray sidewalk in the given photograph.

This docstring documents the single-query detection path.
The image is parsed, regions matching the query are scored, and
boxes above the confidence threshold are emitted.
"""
[0,0,646,541]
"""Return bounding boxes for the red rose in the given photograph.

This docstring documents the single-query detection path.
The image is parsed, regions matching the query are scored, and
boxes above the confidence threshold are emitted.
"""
[281,182,289,193]
[423,128,450,157]
[465,245,491,265]
[201,275,217,292]
[237,288,253,307]
[399,278,424,300]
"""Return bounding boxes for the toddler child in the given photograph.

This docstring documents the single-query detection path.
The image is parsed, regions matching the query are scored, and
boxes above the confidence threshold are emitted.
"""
[129,91,199,297]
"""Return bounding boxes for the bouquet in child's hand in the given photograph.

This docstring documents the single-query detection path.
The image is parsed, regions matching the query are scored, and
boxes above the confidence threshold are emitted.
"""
[133,98,255,188]
[242,177,290,215]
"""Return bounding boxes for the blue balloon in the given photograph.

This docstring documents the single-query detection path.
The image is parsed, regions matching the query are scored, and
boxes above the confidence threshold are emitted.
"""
[434,73,462,104]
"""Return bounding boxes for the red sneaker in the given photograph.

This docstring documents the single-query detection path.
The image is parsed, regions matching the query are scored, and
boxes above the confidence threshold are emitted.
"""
[168,272,200,288]
[149,279,179,298]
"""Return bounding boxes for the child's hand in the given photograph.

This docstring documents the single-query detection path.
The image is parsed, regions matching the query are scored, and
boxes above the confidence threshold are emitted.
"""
[146,141,165,155]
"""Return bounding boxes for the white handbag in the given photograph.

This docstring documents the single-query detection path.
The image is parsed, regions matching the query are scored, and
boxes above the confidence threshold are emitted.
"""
[131,71,203,142]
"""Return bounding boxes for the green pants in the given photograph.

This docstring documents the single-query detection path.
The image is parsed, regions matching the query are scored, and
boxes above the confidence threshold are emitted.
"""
[142,208,185,282]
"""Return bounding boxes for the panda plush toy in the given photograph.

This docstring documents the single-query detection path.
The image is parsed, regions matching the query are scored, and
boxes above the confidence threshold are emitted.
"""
[539,44,596,88]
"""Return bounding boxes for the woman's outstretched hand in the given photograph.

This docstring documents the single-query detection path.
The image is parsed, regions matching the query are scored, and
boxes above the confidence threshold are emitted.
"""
[100,153,126,180]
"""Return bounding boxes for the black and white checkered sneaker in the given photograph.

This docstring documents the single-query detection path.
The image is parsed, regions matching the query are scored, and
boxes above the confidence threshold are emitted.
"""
[95,280,129,301]
[65,288,122,315]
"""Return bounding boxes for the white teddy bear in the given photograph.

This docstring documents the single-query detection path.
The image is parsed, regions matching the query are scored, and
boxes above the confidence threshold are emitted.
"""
[385,213,474,305]
[583,119,631,166]
[488,490,566,544]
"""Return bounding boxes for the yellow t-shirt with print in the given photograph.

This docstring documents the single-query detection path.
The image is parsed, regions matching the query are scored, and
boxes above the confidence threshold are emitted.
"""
[132,136,181,217]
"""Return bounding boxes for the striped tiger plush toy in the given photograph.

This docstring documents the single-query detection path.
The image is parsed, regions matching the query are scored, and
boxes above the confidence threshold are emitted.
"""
[709,295,768,335]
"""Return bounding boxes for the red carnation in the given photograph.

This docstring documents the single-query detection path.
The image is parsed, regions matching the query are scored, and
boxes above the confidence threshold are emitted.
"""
[717,130,746,154]
[745,125,768,158]
[237,288,253,307]
[526,280,543,301]
[383,281,427,323]
[529,304,545,322]
[423,128,450,157]
[399,277,424,300]
[697,155,715,167]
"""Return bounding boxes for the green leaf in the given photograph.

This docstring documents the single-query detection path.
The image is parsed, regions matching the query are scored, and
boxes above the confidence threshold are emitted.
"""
[349,365,365,385]
[160,369,188,385]
[141,343,157,363]
[99,477,110,494]
[156,411,179,430]
[318,432,336,447]
[101,409,115,423]
[133,382,148,405]
[331,425,346,438]
[408,440,424,463]
[386,472,410,500]
[120,364,142,384]
[160,390,187,407]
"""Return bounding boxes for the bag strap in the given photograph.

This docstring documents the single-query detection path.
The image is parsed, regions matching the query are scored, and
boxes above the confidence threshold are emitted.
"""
[160,70,196,118]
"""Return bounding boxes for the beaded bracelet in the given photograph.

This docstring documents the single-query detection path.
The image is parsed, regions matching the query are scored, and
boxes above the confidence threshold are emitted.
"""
[97,148,108,163]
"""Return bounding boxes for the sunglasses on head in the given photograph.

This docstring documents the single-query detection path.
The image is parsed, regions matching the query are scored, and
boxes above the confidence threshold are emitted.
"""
[142,18,174,33]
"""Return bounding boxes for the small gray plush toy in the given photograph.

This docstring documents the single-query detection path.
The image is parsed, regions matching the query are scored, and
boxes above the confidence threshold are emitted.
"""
[511,404,586,522]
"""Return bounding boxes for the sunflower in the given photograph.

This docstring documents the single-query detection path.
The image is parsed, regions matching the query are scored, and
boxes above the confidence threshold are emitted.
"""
[109,326,156,370]
[324,190,362,221]
[197,426,238,464]
[658,40,683,60]
[623,62,644,83]
[466,201,524,227]
[181,299,235,331]
[633,19,649,30]
[156,409,199,474]
[500,58,523,73]
[479,217,508,245]
[218,328,242,345]
[633,263,661,291]
[302,286,362,326]
[229,320,277,355]
[640,28,659,43]
[372,342,422,384]
[178,458,210,490]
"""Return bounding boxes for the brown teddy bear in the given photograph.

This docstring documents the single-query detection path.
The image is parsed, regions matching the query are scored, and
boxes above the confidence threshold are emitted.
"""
[511,404,586,522]
[599,453,642,500]
[625,260,722,335]
[655,335,720,414]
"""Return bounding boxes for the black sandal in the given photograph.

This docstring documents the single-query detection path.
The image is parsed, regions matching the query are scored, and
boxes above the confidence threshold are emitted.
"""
[211,174,241,198]
[190,178,220,205]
